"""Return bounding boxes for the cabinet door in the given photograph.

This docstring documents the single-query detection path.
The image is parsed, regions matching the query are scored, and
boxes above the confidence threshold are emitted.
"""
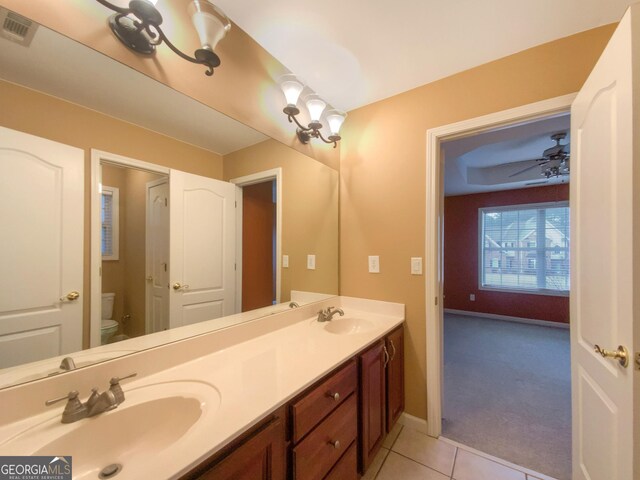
[386,326,405,432]
[359,340,386,472]
[196,417,285,480]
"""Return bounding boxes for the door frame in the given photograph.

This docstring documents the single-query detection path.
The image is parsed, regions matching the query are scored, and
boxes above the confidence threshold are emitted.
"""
[89,149,169,347]
[424,94,576,437]
[230,168,283,310]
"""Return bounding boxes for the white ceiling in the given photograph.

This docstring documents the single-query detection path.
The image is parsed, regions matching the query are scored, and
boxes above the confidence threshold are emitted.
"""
[0,23,267,156]
[214,0,632,111]
[443,114,571,196]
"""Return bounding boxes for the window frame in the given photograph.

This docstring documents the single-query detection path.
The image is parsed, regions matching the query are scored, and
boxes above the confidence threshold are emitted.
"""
[478,200,569,297]
[101,185,120,261]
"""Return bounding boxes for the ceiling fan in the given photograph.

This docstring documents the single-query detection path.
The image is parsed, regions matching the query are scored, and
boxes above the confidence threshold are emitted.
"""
[508,132,570,179]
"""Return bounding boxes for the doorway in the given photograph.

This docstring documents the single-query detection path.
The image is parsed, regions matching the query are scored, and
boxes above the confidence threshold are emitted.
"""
[425,95,576,479]
[230,168,283,311]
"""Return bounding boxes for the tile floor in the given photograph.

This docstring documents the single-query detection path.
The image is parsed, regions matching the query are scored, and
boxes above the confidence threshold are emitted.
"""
[362,423,559,480]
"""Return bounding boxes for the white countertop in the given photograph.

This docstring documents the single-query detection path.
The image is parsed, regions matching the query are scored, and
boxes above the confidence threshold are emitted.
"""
[0,297,404,479]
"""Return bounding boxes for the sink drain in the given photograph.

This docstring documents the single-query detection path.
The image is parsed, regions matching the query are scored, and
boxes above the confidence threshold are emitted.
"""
[99,463,122,479]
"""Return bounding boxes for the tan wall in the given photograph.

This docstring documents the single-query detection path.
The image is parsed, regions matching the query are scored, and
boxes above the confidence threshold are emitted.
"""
[0,79,223,347]
[339,25,616,421]
[0,0,339,170]
[224,140,339,299]
[101,165,127,330]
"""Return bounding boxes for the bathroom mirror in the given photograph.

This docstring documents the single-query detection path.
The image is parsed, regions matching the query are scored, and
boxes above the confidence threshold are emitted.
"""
[0,16,338,389]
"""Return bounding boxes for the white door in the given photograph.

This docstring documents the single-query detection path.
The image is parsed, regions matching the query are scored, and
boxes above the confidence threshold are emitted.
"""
[169,170,237,328]
[570,5,638,479]
[0,127,83,368]
[146,178,169,333]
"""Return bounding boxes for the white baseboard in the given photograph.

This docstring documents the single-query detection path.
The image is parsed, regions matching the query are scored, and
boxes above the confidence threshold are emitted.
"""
[398,412,429,434]
[444,309,569,329]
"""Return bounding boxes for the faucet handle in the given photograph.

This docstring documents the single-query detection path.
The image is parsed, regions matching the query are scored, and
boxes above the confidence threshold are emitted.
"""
[45,390,88,423]
[109,373,137,404]
[45,390,80,407]
[109,372,137,386]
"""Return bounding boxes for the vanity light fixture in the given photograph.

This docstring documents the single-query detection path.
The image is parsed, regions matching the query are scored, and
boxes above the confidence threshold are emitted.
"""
[95,0,231,76]
[279,74,347,148]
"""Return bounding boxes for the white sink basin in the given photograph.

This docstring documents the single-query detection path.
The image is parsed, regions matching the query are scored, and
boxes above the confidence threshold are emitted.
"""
[1,381,220,479]
[324,317,375,335]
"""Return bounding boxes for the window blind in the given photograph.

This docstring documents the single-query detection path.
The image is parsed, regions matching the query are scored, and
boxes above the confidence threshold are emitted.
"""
[480,202,570,294]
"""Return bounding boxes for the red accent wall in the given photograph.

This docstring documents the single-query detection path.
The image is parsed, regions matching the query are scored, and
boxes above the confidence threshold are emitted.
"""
[443,185,570,324]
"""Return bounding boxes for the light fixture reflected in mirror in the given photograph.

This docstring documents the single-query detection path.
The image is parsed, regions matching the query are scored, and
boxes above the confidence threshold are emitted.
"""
[95,0,230,76]
[279,74,346,148]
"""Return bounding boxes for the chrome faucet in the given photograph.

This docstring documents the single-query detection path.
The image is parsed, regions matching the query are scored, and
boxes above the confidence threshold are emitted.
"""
[45,373,137,423]
[289,301,300,308]
[317,306,345,322]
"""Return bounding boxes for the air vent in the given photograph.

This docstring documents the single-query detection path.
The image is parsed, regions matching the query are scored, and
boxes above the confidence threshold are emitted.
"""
[0,8,38,47]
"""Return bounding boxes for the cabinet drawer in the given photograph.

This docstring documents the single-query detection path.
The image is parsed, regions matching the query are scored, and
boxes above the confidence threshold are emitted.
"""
[323,441,358,480]
[293,394,357,480]
[291,360,357,443]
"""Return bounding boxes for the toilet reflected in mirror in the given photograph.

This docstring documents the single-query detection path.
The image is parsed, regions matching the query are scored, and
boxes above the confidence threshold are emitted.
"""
[100,293,118,344]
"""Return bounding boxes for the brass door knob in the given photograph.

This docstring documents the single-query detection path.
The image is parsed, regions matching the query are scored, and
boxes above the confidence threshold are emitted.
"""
[60,291,80,302]
[172,282,189,291]
[594,344,629,368]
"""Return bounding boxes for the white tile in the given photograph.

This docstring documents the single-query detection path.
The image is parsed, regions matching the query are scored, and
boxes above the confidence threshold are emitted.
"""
[377,452,450,480]
[453,449,526,480]
[382,422,403,449]
[362,447,389,480]
[391,427,457,476]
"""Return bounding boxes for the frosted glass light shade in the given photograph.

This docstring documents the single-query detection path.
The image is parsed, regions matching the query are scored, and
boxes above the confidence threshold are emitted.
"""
[188,1,231,52]
[326,110,347,136]
[279,74,305,106]
[304,94,327,122]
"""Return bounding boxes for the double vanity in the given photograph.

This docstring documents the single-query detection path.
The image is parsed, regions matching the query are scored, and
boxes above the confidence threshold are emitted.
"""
[0,296,404,479]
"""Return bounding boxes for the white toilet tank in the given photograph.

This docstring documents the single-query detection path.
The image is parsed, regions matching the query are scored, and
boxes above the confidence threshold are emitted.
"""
[101,293,115,320]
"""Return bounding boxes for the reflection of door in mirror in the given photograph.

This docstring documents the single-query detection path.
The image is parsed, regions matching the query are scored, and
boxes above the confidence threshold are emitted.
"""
[242,180,277,311]
[100,163,168,345]
[0,127,84,367]
[146,178,170,335]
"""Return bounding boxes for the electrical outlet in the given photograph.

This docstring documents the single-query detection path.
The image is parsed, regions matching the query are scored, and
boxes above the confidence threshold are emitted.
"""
[368,256,380,273]
[307,254,316,270]
[282,255,289,268]
[470,294,476,301]
[411,257,423,275]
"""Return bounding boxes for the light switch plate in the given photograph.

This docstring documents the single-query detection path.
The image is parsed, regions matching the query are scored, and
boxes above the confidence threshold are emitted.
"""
[470,293,476,301]
[282,255,289,268]
[410,257,423,275]
[307,254,316,270]
[368,255,380,273]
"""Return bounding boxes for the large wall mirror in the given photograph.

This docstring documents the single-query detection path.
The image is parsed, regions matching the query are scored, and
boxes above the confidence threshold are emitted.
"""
[0,12,338,389]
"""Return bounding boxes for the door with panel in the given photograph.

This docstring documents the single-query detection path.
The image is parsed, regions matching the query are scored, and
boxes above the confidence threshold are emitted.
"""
[169,170,238,328]
[0,126,83,367]
[146,178,169,333]
[570,4,639,479]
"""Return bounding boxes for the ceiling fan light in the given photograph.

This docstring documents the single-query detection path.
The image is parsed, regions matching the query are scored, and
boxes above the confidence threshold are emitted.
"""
[188,0,231,52]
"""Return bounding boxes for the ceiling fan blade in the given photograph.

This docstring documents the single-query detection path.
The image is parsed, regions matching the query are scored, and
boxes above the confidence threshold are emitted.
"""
[508,159,550,178]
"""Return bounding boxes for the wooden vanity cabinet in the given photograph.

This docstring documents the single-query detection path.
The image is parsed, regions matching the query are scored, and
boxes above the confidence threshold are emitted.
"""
[358,340,387,472]
[359,325,405,473]
[290,360,359,480]
[182,408,286,480]
[386,325,405,431]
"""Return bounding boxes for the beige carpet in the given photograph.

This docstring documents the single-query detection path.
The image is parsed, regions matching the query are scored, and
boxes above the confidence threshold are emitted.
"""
[442,313,571,480]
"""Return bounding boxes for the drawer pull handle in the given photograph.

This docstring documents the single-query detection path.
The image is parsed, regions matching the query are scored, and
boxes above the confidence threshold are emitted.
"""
[328,439,341,449]
[326,392,340,401]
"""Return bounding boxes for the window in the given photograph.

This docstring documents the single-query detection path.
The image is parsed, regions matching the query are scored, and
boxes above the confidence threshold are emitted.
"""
[101,185,119,261]
[480,202,569,295]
